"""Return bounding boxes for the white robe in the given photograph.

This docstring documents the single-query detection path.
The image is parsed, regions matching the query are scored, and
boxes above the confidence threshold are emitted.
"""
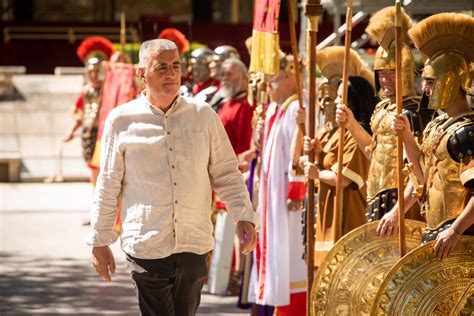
[249,97,307,306]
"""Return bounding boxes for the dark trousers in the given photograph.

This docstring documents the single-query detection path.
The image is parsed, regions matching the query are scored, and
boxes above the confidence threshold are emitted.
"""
[126,252,208,316]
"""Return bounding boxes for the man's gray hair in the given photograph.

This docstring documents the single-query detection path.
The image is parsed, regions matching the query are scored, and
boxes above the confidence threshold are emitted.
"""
[222,57,248,78]
[138,39,178,67]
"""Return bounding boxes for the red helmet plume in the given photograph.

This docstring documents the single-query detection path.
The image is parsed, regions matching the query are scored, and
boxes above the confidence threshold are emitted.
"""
[157,28,189,54]
[76,36,115,63]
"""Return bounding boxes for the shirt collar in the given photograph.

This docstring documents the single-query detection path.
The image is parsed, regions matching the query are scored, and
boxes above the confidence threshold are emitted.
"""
[141,92,181,115]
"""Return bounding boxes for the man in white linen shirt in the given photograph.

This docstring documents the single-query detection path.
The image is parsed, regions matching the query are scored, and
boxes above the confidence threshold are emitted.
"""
[87,39,258,316]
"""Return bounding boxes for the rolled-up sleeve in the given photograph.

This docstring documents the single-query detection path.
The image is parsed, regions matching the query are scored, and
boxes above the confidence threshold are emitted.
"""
[87,116,125,246]
[207,110,259,228]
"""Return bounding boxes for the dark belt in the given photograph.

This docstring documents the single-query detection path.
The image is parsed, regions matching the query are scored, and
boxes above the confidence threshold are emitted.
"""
[422,219,474,243]
[366,188,398,222]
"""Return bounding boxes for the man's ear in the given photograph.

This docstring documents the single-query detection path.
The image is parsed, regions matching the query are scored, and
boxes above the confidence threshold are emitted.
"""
[137,68,145,79]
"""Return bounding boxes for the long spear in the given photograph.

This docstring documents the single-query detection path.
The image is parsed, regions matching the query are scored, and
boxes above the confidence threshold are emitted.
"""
[394,0,406,257]
[334,0,352,247]
[286,0,305,135]
[304,1,323,314]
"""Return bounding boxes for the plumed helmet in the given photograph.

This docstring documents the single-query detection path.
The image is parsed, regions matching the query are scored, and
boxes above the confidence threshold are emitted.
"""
[409,12,474,109]
[366,6,415,96]
[157,28,189,54]
[76,36,115,66]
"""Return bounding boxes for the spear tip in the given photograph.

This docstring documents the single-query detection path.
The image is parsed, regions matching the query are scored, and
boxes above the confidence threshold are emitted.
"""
[395,0,402,27]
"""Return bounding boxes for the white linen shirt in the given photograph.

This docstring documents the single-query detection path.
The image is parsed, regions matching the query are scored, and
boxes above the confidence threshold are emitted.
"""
[87,94,258,259]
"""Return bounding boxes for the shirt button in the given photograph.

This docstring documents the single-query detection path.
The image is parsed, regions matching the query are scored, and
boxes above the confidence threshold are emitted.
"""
[165,115,168,119]
[171,165,175,169]
[174,182,177,186]
[175,200,178,204]
[167,131,171,135]
[169,148,173,151]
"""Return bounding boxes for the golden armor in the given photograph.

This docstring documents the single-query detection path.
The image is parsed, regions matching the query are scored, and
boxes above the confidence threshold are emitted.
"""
[421,114,473,230]
[408,12,474,236]
[366,96,419,201]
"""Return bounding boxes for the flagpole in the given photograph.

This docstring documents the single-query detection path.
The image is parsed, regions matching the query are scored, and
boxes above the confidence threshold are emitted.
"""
[120,12,126,55]
[334,0,352,255]
[394,0,406,257]
[304,1,323,314]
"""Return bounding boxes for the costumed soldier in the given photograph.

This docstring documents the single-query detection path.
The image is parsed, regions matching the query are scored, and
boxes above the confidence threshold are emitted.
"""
[300,47,378,266]
[209,45,241,81]
[369,13,474,315]
[207,45,242,112]
[64,36,114,186]
[382,12,474,258]
[190,47,220,102]
[336,6,433,225]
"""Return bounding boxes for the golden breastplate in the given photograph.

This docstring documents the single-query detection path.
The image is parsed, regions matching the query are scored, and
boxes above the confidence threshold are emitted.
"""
[82,86,101,128]
[367,100,398,199]
[422,115,468,229]
[367,97,423,200]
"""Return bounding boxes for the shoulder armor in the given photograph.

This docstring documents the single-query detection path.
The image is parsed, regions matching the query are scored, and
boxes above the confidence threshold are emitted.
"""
[402,106,436,137]
[372,98,391,114]
[402,96,421,109]
[447,119,474,163]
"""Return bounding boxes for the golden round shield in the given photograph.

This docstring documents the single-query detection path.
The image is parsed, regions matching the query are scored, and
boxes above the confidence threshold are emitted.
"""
[371,236,474,315]
[310,220,425,315]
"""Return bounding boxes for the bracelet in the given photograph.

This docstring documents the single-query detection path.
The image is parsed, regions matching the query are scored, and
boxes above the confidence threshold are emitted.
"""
[451,226,461,235]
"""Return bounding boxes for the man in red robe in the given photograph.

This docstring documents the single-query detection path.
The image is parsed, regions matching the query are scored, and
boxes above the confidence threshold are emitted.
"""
[217,58,254,156]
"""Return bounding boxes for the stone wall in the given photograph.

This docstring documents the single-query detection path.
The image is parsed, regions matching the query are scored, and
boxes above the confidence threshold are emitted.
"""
[0,72,89,181]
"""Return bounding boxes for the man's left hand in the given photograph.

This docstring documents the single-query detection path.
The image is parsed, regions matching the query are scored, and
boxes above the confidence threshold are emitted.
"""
[236,221,256,255]
[433,227,460,260]
[287,199,303,212]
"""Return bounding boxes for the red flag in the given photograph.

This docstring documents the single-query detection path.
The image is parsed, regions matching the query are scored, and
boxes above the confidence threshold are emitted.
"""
[90,62,136,168]
[249,0,281,75]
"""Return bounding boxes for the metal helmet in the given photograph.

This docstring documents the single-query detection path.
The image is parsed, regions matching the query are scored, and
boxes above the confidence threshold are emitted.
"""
[366,6,415,97]
[409,12,474,109]
[318,79,338,128]
[190,47,214,65]
[423,52,471,109]
[373,42,414,97]
[213,45,240,62]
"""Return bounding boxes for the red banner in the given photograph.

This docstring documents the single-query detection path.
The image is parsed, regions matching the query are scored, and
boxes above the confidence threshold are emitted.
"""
[253,0,280,33]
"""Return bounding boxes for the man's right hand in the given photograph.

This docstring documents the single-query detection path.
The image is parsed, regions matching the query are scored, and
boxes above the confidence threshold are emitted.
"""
[92,246,116,282]
[376,209,399,237]
[335,103,355,129]
[63,130,75,142]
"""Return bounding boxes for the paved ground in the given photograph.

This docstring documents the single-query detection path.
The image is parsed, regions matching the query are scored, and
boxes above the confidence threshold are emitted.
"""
[0,183,249,315]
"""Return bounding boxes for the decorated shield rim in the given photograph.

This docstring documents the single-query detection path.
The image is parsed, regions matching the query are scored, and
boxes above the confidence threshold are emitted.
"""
[310,219,425,313]
[370,235,474,315]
